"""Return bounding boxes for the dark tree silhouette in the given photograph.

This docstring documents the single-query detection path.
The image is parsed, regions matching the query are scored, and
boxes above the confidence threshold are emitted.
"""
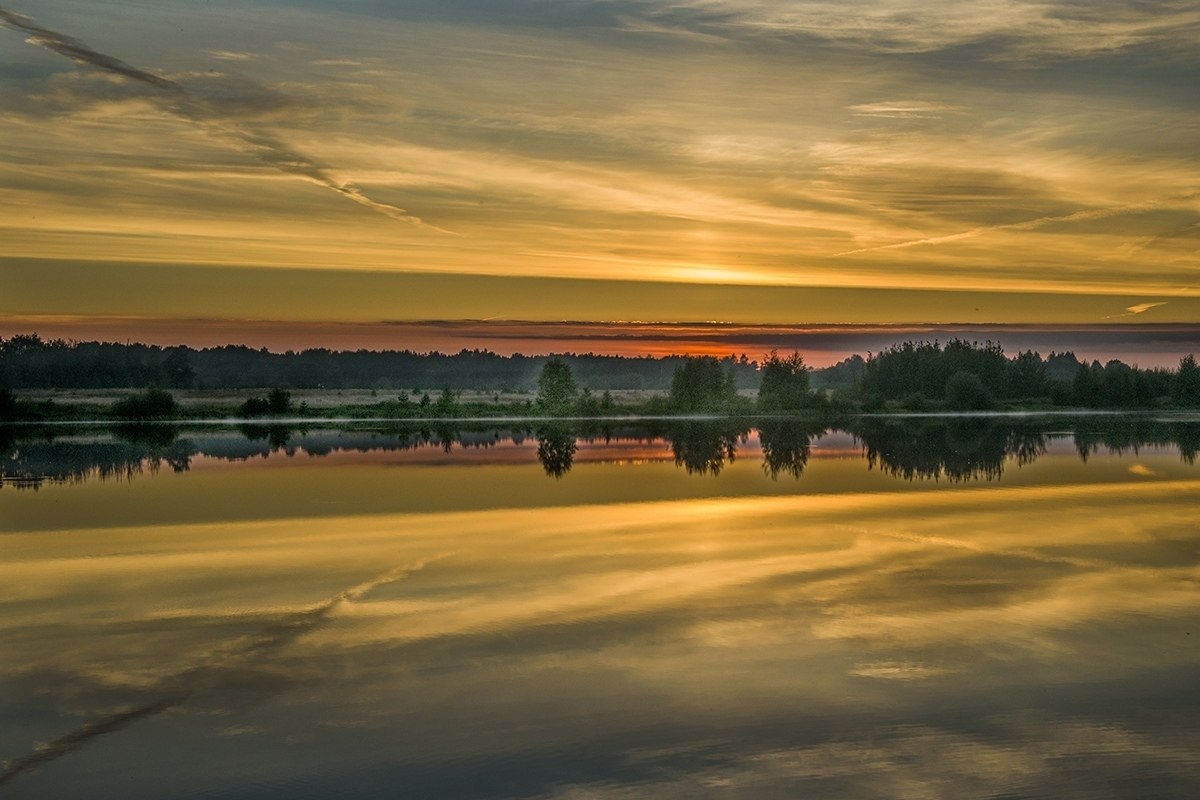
[945,371,993,410]
[110,389,179,421]
[1175,354,1200,405]
[0,387,19,421]
[669,357,738,414]
[757,351,812,413]
[537,358,578,416]
[161,348,195,389]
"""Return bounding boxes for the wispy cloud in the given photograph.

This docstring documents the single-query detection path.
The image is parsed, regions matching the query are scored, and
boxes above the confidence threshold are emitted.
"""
[1105,301,1168,319]
[208,50,255,61]
[0,4,446,231]
[849,101,960,119]
[835,199,1187,257]
[639,0,1200,57]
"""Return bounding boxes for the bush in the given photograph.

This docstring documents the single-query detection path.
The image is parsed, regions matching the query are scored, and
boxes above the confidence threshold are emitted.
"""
[111,388,179,420]
[239,387,292,418]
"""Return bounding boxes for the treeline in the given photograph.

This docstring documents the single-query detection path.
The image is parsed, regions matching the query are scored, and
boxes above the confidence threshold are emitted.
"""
[0,334,760,391]
[4,333,1200,416]
[838,340,1200,410]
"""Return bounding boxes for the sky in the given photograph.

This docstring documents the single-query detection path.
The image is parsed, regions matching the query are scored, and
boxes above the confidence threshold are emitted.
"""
[1,1,1198,364]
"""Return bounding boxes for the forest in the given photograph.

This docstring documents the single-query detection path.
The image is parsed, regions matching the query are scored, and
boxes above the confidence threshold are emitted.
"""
[1,334,1199,420]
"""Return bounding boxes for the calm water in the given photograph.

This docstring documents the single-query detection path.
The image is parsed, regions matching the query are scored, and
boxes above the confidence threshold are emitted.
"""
[2,416,1199,798]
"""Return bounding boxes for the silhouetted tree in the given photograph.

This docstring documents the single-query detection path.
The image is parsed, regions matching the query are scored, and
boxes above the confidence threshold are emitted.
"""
[161,348,195,389]
[537,358,578,416]
[434,388,459,418]
[945,371,993,410]
[669,357,737,413]
[1007,350,1048,399]
[1175,354,1200,405]
[267,387,292,415]
[110,388,179,421]
[0,387,19,421]
[757,351,812,413]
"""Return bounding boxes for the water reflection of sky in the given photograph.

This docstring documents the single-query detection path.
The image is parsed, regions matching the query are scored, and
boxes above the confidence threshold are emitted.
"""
[1,421,1198,797]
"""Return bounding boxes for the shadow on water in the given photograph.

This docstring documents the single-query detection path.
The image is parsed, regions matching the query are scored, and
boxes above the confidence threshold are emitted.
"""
[2,415,1198,488]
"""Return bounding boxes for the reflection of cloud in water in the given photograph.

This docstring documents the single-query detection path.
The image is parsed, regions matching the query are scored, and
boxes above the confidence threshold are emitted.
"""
[0,559,438,790]
[2,458,1199,796]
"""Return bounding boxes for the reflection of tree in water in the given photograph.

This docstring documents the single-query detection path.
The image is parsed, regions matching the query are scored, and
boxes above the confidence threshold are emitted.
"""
[237,424,292,451]
[1074,417,1200,465]
[434,423,460,453]
[758,419,822,480]
[4,416,1198,489]
[536,425,577,478]
[852,417,1046,482]
[1178,425,1199,465]
[1,426,192,490]
[667,421,748,476]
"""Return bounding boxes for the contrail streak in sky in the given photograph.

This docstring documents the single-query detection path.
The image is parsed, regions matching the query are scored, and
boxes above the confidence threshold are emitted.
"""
[834,198,1192,257]
[0,4,450,232]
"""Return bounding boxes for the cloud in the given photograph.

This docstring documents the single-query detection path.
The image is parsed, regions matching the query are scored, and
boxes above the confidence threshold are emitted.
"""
[835,199,1189,257]
[636,0,1200,58]
[0,4,445,231]
[1104,301,1168,319]
[208,50,255,62]
[849,101,960,119]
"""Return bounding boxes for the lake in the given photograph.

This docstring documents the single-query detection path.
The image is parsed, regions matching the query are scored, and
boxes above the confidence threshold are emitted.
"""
[2,415,1198,798]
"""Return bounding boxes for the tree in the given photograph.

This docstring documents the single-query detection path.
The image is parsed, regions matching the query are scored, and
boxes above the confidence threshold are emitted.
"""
[1175,354,1200,405]
[434,388,459,417]
[757,351,811,413]
[945,371,993,410]
[669,356,736,413]
[1007,350,1048,399]
[537,358,578,416]
[0,387,19,421]
[111,388,179,420]
[1072,361,1104,407]
[161,348,195,389]
[267,387,292,415]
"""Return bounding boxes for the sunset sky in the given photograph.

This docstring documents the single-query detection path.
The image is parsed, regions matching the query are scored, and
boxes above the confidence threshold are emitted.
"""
[1,1,1198,363]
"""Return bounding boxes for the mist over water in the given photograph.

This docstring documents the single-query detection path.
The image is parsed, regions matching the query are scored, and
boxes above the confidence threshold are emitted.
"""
[2,416,1198,798]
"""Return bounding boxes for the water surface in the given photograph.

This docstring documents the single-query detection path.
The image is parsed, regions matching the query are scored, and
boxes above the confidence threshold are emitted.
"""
[2,416,1198,798]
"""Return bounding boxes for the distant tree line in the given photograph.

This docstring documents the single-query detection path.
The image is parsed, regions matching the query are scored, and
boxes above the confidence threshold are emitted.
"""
[0,334,760,392]
[4,333,1200,418]
[838,339,1200,410]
